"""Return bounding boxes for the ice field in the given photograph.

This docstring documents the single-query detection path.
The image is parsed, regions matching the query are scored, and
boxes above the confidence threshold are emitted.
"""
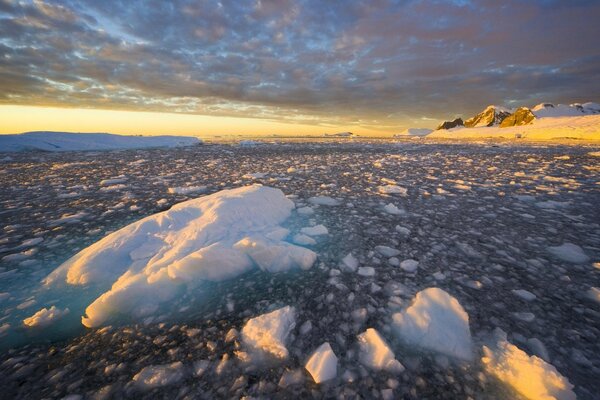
[0,140,599,399]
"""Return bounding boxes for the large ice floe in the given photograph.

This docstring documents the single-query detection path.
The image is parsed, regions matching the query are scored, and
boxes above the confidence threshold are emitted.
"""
[44,185,316,328]
[482,329,576,400]
[392,287,473,360]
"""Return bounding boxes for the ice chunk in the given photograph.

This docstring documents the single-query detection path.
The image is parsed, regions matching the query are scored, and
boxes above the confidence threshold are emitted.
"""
[482,329,575,400]
[132,362,186,390]
[167,186,207,195]
[308,196,340,206]
[512,289,536,301]
[399,259,419,273]
[357,328,405,373]
[375,246,401,257]
[44,185,316,328]
[358,266,375,277]
[383,203,404,215]
[305,342,338,384]
[378,185,407,196]
[23,306,70,328]
[234,237,316,272]
[547,243,590,263]
[341,253,359,272]
[587,287,600,304]
[300,225,328,236]
[241,306,296,360]
[392,288,472,360]
[296,206,314,215]
[293,234,317,246]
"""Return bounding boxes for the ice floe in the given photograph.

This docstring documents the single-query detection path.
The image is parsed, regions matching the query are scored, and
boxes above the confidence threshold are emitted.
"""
[357,328,404,373]
[44,185,316,328]
[392,288,472,360]
[240,306,296,361]
[132,362,186,391]
[482,329,575,400]
[305,342,338,384]
[23,306,70,328]
[547,243,590,263]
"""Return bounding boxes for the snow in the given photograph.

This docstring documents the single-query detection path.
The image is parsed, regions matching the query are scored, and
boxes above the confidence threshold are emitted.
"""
[44,185,316,328]
[547,243,590,264]
[357,328,405,372]
[241,306,296,360]
[167,186,207,195]
[0,131,201,152]
[132,362,186,390]
[378,185,408,196]
[305,342,338,384]
[393,128,433,137]
[392,288,473,360]
[532,102,600,118]
[428,114,600,141]
[482,329,576,400]
[23,306,70,328]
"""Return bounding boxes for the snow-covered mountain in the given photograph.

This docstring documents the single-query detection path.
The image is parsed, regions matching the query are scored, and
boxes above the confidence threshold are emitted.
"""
[464,105,512,128]
[531,102,600,118]
[499,107,536,127]
[436,118,464,130]
[0,131,201,152]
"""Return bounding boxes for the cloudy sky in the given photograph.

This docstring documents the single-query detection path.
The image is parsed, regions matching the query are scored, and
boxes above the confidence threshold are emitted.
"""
[1,0,599,136]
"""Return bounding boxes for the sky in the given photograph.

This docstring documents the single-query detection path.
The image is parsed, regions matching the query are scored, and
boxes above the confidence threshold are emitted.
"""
[1,0,599,137]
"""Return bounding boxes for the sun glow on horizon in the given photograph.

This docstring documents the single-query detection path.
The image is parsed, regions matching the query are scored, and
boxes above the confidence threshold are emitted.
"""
[0,105,381,137]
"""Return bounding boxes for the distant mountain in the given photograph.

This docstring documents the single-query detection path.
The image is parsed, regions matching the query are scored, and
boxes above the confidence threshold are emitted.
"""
[324,132,353,137]
[0,131,201,152]
[393,128,433,137]
[464,105,512,128]
[436,118,464,130]
[499,107,536,127]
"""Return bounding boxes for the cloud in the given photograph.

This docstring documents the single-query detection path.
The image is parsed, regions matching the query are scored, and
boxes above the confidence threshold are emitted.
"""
[1,0,599,131]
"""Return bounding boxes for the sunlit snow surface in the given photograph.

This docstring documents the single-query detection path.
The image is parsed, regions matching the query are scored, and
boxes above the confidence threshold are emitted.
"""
[0,140,599,399]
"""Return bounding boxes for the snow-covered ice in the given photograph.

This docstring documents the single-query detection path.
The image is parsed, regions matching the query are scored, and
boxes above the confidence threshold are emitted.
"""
[357,328,404,372]
[23,306,70,328]
[132,362,186,390]
[44,185,316,328]
[0,131,200,152]
[241,306,296,360]
[482,329,576,400]
[392,288,473,360]
[305,342,338,384]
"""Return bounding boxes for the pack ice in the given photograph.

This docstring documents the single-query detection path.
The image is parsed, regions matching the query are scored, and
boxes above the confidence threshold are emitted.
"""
[44,185,316,328]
